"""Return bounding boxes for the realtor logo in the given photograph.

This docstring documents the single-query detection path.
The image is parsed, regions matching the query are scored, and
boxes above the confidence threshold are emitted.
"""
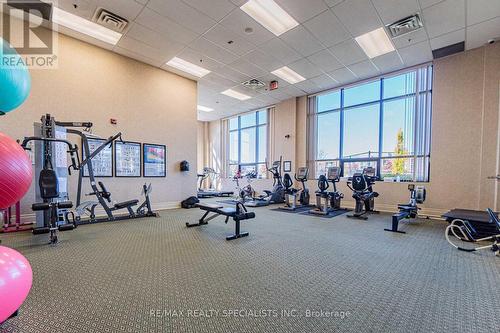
[1,0,58,68]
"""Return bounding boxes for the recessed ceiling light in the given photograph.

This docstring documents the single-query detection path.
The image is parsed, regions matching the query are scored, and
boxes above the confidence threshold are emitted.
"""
[165,57,211,78]
[240,0,299,36]
[271,66,306,84]
[52,7,123,45]
[355,27,395,58]
[222,89,251,101]
[197,105,214,112]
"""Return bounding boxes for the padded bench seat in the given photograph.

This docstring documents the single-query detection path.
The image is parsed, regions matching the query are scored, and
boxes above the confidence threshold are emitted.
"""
[188,202,255,240]
[114,199,139,210]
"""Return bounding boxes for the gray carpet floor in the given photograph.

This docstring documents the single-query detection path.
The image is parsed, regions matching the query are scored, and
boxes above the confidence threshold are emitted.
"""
[1,202,499,333]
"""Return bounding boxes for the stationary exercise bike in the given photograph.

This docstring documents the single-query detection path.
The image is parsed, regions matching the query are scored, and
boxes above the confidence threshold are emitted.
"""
[309,174,330,215]
[327,167,344,211]
[281,167,309,210]
[346,167,379,220]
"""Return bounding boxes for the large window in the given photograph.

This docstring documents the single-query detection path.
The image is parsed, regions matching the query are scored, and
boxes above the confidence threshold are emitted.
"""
[229,110,268,178]
[311,65,432,182]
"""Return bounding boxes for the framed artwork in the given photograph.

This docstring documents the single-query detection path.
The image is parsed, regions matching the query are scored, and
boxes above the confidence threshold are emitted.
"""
[143,143,166,177]
[283,161,292,173]
[83,138,113,177]
[114,141,141,177]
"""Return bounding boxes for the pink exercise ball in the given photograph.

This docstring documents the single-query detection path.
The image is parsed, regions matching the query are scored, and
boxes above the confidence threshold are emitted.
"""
[0,132,32,209]
[0,246,33,323]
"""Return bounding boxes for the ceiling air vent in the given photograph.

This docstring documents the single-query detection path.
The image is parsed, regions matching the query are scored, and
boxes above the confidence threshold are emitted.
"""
[242,79,266,91]
[387,14,423,38]
[92,8,128,33]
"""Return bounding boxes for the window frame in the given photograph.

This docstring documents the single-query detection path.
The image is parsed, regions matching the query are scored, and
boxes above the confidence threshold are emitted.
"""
[310,65,433,182]
[228,109,268,178]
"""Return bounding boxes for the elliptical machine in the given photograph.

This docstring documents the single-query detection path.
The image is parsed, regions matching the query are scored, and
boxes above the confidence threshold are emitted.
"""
[296,167,310,206]
[280,167,309,210]
[327,167,344,211]
[346,167,379,220]
[246,158,285,207]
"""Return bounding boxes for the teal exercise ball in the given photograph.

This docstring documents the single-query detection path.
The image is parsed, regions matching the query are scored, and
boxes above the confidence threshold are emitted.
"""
[0,38,31,115]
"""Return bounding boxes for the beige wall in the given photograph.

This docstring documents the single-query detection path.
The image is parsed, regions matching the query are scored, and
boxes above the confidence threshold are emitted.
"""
[0,34,198,214]
[206,43,500,216]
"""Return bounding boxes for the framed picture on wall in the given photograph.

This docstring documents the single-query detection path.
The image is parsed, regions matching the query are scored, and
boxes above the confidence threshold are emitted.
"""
[82,138,113,177]
[115,141,141,177]
[283,161,292,173]
[143,143,167,177]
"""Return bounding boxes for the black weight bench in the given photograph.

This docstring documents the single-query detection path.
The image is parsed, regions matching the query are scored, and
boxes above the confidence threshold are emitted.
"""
[186,202,255,240]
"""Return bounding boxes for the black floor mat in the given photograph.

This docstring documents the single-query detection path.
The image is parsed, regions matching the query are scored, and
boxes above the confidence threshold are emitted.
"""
[299,209,350,218]
[270,205,315,213]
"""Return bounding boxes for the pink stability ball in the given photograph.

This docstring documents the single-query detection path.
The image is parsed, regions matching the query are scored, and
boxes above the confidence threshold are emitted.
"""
[0,132,32,209]
[0,246,33,323]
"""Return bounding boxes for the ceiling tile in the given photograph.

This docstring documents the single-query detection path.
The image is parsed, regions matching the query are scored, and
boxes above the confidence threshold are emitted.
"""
[189,37,239,65]
[294,80,320,94]
[466,17,500,50]
[310,74,339,90]
[422,0,465,38]
[274,0,329,23]
[125,23,185,56]
[329,39,368,66]
[328,67,358,83]
[348,60,379,78]
[418,0,443,8]
[332,0,383,37]
[203,24,256,56]
[324,0,345,7]
[117,36,171,64]
[467,0,500,26]
[280,25,324,57]
[177,48,225,71]
[259,38,303,64]
[113,46,163,67]
[214,65,251,82]
[228,58,267,78]
[256,73,291,88]
[95,0,144,20]
[307,49,344,72]
[182,0,236,21]
[219,8,275,45]
[398,40,433,66]
[147,0,217,34]
[371,0,420,25]
[56,0,96,20]
[230,0,247,6]
[303,9,351,47]
[241,50,284,72]
[371,51,404,73]
[287,58,323,79]
[429,29,465,50]
[392,28,429,49]
[279,85,307,97]
[135,8,198,45]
